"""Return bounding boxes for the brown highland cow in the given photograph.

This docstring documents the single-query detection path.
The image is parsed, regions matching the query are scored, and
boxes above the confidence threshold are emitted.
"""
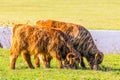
[10,24,80,69]
[36,20,104,70]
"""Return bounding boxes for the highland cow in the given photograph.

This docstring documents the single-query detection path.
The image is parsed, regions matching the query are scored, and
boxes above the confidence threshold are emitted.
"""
[10,24,80,69]
[36,20,104,70]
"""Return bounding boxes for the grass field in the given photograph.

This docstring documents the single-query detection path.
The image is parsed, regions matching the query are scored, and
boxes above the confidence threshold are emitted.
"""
[0,0,120,80]
[0,0,120,30]
[0,49,120,80]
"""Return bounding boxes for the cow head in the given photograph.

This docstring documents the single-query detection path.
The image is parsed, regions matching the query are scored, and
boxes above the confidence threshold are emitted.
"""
[88,51,104,70]
[49,28,81,69]
[93,51,104,70]
[64,53,81,69]
[63,40,81,69]
[60,33,81,69]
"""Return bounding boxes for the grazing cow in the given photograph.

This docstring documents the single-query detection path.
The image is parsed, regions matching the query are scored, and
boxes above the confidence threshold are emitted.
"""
[36,20,104,70]
[0,42,3,48]
[10,24,80,69]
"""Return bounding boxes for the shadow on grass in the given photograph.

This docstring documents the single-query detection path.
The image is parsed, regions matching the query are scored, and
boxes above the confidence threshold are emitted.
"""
[15,66,29,70]
[76,65,120,72]
[11,65,120,72]
[100,65,120,72]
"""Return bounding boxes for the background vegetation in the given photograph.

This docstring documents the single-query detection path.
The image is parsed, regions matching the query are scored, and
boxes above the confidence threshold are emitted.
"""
[0,0,120,30]
[0,49,120,80]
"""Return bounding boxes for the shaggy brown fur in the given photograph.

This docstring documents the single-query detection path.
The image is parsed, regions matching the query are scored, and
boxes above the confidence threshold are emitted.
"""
[36,20,104,70]
[0,42,3,48]
[10,24,80,69]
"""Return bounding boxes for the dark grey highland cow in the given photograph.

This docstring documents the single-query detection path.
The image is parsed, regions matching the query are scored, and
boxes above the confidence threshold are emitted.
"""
[36,19,104,70]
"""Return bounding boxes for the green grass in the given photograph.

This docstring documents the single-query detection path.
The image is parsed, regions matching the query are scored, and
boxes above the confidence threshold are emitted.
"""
[0,49,120,80]
[0,0,120,30]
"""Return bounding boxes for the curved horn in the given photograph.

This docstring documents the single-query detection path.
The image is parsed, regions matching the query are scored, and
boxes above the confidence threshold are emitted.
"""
[95,51,104,64]
[67,53,75,61]
[100,52,104,62]
[95,52,100,64]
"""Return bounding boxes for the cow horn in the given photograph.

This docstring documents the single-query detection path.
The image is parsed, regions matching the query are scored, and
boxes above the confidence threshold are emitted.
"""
[100,52,104,62]
[66,53,75,61]
[95,52,104,64]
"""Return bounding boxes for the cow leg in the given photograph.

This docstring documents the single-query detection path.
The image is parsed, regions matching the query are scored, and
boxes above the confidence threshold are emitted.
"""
[39,54,50,68]
[80,57,86,69]
[56,56,63,69]
[85,57,93,69]
[57,59,63,69]
[10,52,18,69]
[21,50,34,69]
[34,55,40,67]
[46,55,52,68]
[49,51,63,69]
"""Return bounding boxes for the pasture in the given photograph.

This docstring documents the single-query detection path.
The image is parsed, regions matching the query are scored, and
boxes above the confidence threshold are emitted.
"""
[0,49,120,80]
[0,0,120,80]
[0,0,120,30]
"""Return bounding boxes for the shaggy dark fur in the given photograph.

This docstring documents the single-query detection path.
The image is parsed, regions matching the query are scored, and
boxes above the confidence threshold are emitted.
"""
[36,20,104,70]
